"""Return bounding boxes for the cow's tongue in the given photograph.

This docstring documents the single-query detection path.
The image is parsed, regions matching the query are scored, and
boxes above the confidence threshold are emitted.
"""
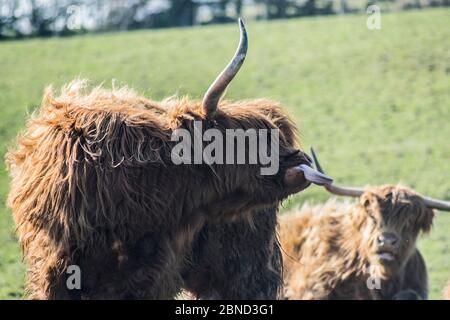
[378,252,395,261]
[297,164,333,186]
[283,164,333,188]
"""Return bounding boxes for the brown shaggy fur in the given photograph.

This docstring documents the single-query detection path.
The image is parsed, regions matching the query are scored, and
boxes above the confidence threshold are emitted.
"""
[182,206,282,299]
[7,80,309,299]
[280,185,433,300]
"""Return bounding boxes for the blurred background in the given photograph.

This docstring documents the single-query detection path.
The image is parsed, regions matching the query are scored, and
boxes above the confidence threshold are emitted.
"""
[0,0,449,299]
[0,0,449,38]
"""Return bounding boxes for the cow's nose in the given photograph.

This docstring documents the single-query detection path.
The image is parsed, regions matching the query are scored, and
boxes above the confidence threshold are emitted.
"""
[377,232,399,247]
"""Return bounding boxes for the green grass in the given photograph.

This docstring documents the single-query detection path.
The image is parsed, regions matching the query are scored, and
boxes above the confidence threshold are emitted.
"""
[0,8,449,299]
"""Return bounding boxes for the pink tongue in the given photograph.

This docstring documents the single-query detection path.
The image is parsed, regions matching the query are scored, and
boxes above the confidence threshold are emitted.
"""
[298,164,333,186]
[379,252,395,261]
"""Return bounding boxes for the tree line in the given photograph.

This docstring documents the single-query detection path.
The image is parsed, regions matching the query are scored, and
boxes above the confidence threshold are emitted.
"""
[0,0,448,39]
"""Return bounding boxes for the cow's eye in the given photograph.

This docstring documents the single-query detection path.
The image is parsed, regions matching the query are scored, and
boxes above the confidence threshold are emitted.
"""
[369,214,378,225]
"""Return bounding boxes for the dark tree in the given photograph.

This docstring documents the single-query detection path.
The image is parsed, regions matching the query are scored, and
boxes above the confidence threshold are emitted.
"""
[169,0,197,26]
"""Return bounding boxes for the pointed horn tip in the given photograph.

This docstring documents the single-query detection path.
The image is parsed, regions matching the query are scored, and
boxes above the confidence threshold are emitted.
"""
[237,18,247,39]
[310,147,316,160]
[239,23,247,40]
[309,147,324,174]
[238,18,247,46]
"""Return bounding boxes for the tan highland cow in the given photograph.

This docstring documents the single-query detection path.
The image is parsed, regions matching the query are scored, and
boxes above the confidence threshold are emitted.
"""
[6,20,331,299]
[280,149,450,300]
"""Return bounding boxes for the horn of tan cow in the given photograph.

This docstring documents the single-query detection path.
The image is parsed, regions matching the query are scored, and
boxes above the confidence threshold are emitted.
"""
[312,148,450,211]
[202,18,248,118]
[311,147,364,198]
[422,196,450,211]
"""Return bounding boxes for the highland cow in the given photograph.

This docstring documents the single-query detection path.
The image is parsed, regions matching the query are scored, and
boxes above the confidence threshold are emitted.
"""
[6,20,331,299]
[280,149,450,300]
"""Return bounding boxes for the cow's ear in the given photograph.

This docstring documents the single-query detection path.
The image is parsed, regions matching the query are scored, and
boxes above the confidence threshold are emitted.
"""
[419,207,434,234]
[360,193,372,210]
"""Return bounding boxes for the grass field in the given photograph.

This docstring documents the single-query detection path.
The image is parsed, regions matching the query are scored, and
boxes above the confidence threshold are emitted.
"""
[0,8,449,299]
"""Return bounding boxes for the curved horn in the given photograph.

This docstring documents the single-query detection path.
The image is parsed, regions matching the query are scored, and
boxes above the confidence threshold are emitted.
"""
[202,18,248,117]
[422,196,450,211]
[311,148,450,211]
[311,147,364,198]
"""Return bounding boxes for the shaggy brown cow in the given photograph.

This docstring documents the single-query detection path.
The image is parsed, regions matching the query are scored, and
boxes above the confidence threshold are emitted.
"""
[280,149,450,300]
[6,20,331,299]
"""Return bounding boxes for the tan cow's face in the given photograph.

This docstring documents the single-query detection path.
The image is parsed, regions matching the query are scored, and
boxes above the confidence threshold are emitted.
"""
[359,185,434,278]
